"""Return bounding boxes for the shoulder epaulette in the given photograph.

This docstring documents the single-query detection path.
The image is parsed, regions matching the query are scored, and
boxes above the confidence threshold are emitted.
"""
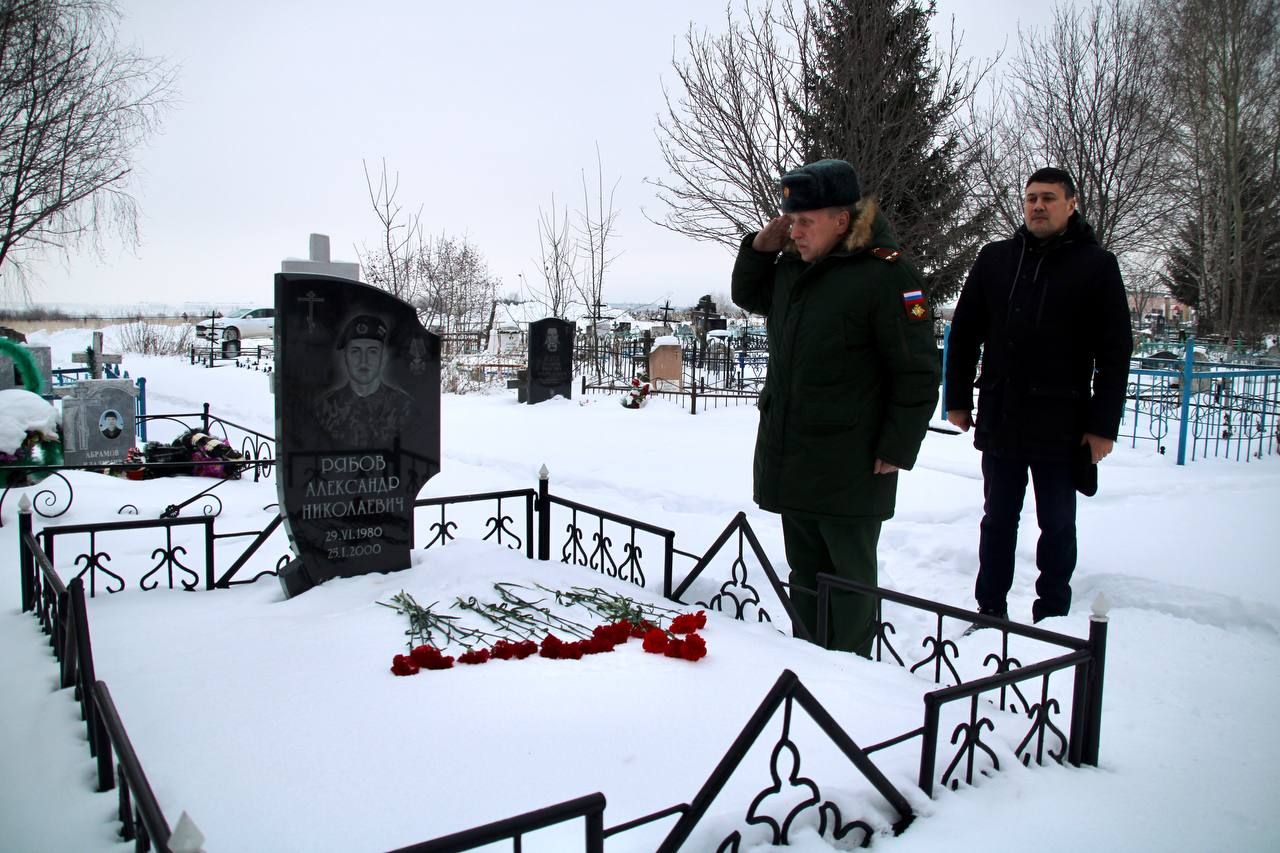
[870,247,901,262]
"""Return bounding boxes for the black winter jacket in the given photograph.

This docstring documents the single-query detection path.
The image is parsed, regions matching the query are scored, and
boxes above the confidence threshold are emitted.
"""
[944,214,1133,460]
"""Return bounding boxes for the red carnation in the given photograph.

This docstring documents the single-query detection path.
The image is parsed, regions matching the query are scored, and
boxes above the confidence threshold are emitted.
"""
[642,627,669,653]
[631,620,654,638]
[670,611,708,634]
[679,632,707,661]
[458,648,491,665]
[664,638,685,658]
[390,654,420,676]
[408,644,455,670]
[514,640,538,659]
[491,640,517,660]
[560,642,585,660]
[540,634,565,659]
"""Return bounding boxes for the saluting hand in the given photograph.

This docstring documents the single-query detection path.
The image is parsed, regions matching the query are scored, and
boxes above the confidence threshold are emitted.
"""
[752,216,792,253]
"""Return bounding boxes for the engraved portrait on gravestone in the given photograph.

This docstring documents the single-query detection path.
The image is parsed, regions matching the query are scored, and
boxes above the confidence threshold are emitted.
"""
[315,314,415,447]
[99,410,123,439]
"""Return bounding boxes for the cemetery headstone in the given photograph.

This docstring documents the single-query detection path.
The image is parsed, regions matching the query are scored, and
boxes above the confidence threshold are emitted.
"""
[274,272,441,594]
[526,317,574,404]
[649,337,683,391]
[61,379,138,466]
[27,346,53,393]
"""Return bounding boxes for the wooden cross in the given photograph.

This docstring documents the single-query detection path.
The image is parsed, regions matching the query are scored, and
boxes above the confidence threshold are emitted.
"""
[71,331,123,379]
[659,300,673,324]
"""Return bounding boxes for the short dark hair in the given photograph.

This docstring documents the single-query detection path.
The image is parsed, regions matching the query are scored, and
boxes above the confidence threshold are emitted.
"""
[1026,167,1076,198]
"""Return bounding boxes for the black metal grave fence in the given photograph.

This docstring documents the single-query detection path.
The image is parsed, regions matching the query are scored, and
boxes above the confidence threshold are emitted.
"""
[16,503,173,852]
[14,459,1110,852]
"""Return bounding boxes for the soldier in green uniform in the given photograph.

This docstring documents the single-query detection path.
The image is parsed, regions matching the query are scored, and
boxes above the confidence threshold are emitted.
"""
[731,159,939,657]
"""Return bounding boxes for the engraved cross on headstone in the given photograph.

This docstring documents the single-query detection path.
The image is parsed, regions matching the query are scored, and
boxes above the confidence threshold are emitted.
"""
[71,331,122,379]
[298,290,324,333]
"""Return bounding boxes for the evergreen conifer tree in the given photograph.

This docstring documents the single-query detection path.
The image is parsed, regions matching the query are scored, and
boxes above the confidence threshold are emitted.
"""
[790,0,990,303]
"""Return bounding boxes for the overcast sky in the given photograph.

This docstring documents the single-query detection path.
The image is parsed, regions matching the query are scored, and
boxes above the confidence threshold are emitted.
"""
[17,0,1057,312]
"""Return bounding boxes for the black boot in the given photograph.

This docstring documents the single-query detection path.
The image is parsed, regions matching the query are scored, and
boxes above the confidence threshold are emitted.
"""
[962,606,1008,636]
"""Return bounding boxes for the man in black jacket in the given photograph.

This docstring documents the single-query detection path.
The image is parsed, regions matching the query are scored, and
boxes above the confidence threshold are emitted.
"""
[945,168,1132,624]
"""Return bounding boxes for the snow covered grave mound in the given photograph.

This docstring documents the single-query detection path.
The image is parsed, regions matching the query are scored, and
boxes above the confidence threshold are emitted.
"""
[22,459,1098,852]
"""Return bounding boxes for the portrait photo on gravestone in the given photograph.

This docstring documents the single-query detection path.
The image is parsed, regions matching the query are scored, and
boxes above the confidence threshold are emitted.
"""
[274,273,441,590]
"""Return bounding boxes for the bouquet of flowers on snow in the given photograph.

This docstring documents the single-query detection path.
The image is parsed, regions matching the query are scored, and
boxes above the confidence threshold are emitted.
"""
[621,374,651,409]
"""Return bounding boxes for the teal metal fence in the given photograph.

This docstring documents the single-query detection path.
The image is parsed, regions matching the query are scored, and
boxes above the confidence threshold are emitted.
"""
[1122,339,1280,464]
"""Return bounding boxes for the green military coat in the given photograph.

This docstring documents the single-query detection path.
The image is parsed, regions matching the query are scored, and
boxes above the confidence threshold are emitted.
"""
[731,199,940,521]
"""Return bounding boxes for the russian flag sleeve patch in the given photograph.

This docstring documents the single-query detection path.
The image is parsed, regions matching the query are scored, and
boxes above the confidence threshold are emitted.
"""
[902,289,928,320]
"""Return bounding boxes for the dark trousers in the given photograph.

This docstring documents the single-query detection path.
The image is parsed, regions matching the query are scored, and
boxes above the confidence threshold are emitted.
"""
[781,514,882,657]
[976,452,1077,622]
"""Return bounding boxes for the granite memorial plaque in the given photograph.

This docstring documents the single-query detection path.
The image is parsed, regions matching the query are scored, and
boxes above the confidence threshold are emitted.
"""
[526,317,574,404]
[275,273,441,592]
[62,379,138,466]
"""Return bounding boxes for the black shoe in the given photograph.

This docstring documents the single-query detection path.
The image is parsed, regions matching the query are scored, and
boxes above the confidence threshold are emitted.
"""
[962,606,1008,636]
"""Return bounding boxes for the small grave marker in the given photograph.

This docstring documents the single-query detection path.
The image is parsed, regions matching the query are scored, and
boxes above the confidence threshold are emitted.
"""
[61,379,138,466]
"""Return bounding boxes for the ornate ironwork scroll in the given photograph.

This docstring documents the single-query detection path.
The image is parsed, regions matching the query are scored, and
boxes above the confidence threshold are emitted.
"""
[939,696,1000,791]
[139,526,201,591]
[0,471,74,526]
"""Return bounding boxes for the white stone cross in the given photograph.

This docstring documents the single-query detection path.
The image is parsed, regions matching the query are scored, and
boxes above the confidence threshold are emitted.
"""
[70,331,123,379]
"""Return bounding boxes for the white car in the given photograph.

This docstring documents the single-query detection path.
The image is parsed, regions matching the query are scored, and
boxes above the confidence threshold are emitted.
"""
[195,308,275,342]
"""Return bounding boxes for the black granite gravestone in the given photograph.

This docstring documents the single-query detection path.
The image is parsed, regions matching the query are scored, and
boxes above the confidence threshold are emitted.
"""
[274,273,440,593]
[526,317,574,404]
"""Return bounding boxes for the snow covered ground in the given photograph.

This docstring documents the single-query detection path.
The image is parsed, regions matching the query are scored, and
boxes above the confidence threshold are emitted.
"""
[2,326,1279,852]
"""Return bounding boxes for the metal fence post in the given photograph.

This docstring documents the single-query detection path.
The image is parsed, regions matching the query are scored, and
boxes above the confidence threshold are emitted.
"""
[135,377,148,443]
[1083,596,1110,766]
[18,496,34,613]
[537,465,550,561]
[918,695,941,797]
[1177,338,1194,465]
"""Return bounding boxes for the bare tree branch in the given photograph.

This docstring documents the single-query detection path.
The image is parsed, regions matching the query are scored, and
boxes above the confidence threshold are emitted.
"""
[0,0,176,296]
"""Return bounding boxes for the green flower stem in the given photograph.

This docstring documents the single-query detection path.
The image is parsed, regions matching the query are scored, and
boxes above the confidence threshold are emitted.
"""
[538,584,683,627]
[378,591,504,650]
[457,586,590,640]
